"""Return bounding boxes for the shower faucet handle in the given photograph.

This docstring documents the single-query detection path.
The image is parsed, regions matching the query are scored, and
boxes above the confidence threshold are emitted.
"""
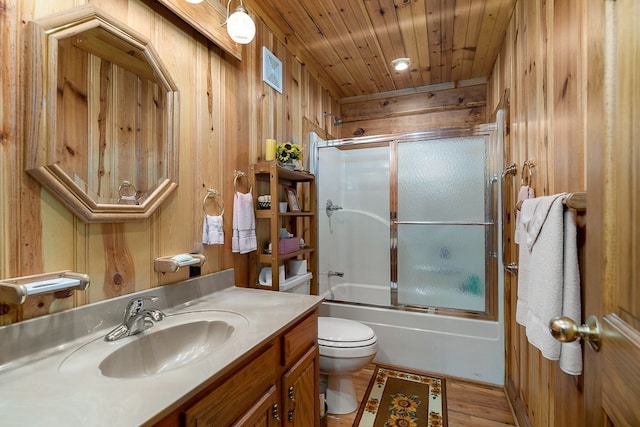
[326,199,343,217]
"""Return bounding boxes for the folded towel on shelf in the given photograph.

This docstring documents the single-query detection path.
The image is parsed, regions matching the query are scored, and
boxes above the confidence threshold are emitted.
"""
[516,193,582,375]
[232,191,257,254]
[514,185,535,244]
[202,215,224,245]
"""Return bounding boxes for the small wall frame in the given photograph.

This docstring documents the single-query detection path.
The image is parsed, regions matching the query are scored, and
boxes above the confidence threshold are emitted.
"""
[286,188,300,212]
[262,47,283,93]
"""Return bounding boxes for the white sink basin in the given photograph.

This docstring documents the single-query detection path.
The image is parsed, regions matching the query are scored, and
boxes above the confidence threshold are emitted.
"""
[99,319,234,378]
[58,310,249,378]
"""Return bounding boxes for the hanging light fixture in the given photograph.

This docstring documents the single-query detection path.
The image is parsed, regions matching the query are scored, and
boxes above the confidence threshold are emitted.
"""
[391,57,411,71]
[223,0,256,44]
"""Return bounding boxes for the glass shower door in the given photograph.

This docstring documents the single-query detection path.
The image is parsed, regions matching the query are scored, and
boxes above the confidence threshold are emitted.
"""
[394,136,491,312]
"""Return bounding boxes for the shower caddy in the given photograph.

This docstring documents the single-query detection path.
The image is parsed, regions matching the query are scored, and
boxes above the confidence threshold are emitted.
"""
[248,162,318,294]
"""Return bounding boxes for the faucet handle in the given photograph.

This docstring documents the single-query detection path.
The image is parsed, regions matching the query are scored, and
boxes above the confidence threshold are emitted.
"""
[124,296,159,318]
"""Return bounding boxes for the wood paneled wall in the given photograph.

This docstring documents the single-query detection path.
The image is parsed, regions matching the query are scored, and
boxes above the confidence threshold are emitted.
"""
[0,0,338,325]
[337,80,487,137]
[487,1,590,426]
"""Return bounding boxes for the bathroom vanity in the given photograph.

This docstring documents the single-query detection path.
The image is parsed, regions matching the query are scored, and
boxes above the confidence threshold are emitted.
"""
[0,270,322,426]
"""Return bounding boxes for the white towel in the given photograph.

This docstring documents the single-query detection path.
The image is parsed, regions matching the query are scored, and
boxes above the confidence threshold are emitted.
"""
[232,191,257,254]
[202,215,224,245]
[514,185,535,244]
[516,193,582,375]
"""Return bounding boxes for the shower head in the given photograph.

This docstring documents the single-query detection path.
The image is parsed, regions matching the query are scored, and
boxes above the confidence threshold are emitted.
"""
[323,112,342,126]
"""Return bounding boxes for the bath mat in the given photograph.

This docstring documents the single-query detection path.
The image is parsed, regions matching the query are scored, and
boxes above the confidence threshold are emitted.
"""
[353,365,447,427]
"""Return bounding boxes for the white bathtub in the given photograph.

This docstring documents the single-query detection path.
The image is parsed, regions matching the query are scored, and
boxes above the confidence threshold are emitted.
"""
[320,283,504,385]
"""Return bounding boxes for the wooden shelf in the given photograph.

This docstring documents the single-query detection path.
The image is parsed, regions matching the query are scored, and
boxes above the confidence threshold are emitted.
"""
[255,210,315,219]
[257,248,315,264]
[249,162,317,294]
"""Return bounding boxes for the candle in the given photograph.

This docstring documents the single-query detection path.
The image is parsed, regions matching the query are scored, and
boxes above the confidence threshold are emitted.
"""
[265,139,276,161]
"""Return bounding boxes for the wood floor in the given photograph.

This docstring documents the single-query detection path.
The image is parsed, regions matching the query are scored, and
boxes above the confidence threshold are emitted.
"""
[326,364,516,427]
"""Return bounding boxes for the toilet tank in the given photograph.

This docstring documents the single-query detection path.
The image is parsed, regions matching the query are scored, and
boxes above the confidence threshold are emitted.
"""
[280,272,313,294]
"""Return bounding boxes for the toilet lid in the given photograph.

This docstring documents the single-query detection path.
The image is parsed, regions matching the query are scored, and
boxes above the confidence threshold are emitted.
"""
[318,317,377,348]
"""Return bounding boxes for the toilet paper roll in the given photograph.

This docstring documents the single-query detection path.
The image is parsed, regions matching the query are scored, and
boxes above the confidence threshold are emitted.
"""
[259,265,285,285]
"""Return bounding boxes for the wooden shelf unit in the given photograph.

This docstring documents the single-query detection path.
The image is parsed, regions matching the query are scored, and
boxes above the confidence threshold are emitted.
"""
[249,162,317,294]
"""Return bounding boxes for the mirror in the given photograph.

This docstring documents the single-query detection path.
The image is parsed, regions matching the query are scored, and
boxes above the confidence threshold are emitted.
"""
[24,5,179,222]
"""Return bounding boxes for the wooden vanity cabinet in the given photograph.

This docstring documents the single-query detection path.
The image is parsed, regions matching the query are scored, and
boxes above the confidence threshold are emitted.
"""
[281,310,320,427]
[152,310,319,427]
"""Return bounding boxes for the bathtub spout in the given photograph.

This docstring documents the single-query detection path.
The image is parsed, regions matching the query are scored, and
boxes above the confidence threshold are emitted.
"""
[328,270,344,278]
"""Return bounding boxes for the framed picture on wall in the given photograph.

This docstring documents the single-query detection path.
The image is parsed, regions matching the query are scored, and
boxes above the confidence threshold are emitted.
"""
[286,188,300,212]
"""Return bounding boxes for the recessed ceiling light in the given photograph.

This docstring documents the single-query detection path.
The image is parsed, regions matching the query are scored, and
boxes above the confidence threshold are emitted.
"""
[391,58,411,71]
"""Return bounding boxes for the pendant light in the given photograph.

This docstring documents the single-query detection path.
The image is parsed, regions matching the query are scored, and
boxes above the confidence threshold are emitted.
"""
[224,0,256,44]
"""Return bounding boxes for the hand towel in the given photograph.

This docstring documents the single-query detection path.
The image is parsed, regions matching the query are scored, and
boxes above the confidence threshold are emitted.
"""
[514,185,535,244]
[516,193,582,375]
[232,191,257,254]
[202,215,224,245]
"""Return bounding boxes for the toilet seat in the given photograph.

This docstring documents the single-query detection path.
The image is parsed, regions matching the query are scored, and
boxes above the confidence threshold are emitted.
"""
[318,317,378,358]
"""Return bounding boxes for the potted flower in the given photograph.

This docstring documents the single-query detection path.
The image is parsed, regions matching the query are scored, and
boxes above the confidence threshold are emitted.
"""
[276,142,303,170]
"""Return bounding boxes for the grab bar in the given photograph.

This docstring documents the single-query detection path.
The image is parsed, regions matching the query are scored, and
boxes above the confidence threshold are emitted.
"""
[501,163,518,274]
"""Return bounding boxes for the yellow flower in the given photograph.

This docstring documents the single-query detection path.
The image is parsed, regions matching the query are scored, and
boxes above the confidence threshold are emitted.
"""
[364,398,379,413]
[389,393,420,414]
[385,413,418,427]
[276,142,302,162]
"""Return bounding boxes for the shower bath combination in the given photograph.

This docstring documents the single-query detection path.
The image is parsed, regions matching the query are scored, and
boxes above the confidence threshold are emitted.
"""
[310,114,505,385]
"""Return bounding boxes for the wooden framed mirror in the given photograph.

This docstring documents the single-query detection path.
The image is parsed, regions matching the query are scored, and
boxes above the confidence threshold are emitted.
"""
[24,5,179,222]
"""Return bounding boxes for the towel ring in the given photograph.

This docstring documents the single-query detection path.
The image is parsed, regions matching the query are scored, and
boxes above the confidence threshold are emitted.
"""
[203,189,224,216]
[521,160,536,186]
[234,170,252,194]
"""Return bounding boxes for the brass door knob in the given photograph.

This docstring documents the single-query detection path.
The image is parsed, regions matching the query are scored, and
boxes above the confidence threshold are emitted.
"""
[549,315,601,352]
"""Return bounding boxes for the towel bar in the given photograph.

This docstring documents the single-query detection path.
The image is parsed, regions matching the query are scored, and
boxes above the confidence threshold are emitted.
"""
[516,192,587,212]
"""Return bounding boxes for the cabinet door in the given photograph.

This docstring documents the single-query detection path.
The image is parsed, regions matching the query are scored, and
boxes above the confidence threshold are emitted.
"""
[231,385,280,427]
[184,345,276,427]
[281,345,319,427]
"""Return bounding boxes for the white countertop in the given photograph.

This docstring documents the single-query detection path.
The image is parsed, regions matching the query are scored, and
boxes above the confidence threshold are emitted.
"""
[0,282,322,426]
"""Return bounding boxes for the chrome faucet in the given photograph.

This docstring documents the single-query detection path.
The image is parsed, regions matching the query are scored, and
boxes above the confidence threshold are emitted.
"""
[328,270,344,278]
[105,296,165,341]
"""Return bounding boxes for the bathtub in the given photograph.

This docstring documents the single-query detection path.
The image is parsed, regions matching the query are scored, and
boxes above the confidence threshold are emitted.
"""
[319,282,504,385]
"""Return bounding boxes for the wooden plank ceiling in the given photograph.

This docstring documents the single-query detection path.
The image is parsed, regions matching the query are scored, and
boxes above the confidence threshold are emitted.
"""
[247,0,516,100]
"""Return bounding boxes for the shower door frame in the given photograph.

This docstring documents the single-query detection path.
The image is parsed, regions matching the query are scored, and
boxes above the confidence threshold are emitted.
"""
[314,122,501,321]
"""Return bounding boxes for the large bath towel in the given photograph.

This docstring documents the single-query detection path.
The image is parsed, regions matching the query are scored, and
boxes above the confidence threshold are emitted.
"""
[516,193,582,375]
[232,191,257,254]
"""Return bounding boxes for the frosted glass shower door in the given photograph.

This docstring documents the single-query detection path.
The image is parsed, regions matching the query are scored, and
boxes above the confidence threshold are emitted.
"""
[395,137,490,312]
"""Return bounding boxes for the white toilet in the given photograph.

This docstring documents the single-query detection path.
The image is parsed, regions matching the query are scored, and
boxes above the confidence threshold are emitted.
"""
[318,316,378,414]
[276,273,378,414]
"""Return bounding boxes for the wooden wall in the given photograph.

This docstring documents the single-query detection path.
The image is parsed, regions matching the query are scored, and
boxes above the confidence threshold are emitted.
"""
[0,0,338,324]
[487,1,593,426]
[338,80,487,137]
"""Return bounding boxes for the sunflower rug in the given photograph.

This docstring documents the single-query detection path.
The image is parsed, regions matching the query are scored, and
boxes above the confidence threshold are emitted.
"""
[353,366,447,427]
